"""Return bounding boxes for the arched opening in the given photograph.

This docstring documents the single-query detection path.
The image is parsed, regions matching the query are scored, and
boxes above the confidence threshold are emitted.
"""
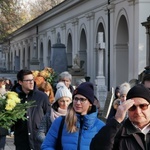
[14,50,20,71]
[27,46,30,69]
[40,42,44,69]
[48,40,51,67]
[116,15,129,85]
[23,48,25,69]
[79,29,87,73]
[67,33,72,68]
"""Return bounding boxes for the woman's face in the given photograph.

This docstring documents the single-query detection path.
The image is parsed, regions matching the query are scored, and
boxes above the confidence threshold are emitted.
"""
[120,94,127,103]
[58,97,72,109]
[60,77,71,88]
[73,94,92,115]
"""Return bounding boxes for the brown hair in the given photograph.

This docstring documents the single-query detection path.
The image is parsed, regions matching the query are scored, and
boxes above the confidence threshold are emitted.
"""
[38,81,54,104]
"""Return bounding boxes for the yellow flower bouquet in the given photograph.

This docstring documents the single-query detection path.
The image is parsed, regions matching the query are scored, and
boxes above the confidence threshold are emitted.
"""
[0,91,35,129]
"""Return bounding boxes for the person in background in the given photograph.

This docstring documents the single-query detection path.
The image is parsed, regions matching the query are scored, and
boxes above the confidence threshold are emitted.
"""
[0,78,8,150]
[37,82,72,143]
[54,71,74,94]
[107,82,131,123]
[11,69,51,150]
[142,73,150,89]
[41,82,105,150]
[93,96,101,118]
[75,78,86,88]
[38,81,55,104]
[90,84,150,150]
[114,86,120,100]
[0,78,7,95]
[5,79,13,91]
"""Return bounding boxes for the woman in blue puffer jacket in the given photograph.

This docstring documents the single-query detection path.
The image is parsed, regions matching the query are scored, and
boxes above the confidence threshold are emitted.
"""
[41,82,105,150]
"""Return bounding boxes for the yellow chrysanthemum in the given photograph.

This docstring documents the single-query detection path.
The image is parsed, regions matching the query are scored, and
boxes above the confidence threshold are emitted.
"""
[7,93,19,101]
[5,99,16,110]
[15,97,20,103]
[7,91,18,97]
[5,105,13,111]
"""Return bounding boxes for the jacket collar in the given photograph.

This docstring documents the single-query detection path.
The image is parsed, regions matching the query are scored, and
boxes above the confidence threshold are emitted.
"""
[76,105,98,129]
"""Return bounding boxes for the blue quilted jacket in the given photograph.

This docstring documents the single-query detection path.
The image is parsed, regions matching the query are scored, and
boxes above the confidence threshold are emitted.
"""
[41,106,105,150]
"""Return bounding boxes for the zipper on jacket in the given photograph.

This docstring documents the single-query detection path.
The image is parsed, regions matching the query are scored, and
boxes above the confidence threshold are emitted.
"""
[77,116,83,150]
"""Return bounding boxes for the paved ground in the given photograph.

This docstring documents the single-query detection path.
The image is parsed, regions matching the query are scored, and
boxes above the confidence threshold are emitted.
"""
[5,136,15,150]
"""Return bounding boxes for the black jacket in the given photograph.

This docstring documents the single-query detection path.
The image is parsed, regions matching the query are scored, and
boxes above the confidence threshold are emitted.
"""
[0,127,8,136]
[12,84,51,150]
[90,118,150,150]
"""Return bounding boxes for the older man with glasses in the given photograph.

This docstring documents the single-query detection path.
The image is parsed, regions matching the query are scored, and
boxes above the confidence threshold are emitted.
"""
[90,84,150,150]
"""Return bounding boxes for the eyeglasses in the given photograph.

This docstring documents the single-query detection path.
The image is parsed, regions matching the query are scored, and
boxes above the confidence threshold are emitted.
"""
[128,103,150,111]
[23,79,34,83]
[73,97,87,103]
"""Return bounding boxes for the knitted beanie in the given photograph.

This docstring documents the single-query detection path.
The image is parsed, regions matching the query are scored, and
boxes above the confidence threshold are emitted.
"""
[73,82,94,104]
[55,82,72,101]
[126,84,150,103]
[119,82,131,96]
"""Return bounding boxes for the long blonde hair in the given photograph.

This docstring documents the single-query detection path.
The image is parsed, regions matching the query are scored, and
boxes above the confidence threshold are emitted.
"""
[65,102,92,133]
[65,103,77,133]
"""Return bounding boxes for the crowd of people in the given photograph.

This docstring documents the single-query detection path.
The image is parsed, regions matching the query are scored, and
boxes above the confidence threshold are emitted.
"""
[0,68,150,150]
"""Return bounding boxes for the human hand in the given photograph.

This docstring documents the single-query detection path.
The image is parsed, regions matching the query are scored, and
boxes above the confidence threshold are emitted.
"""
[115,99,134,123]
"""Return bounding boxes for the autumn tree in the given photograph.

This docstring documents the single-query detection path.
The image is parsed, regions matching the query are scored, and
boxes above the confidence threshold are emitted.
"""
[0,0,64,43]
[0,0,26,42]
[27,0,64,20]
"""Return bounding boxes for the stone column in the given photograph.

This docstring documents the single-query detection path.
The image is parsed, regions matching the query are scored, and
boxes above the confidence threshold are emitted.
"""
[72,18,79,57]
[85,11,94,77]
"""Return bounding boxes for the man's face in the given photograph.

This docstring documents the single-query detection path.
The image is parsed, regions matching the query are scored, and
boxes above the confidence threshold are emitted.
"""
[144,80,150,89]
[128,98,150,129]
[19,74,34,93]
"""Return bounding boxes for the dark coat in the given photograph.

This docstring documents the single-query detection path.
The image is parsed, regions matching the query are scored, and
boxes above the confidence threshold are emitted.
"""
[36,111,52,143]
[90,118,150,150]
[12,84,51,150]
[0,127,8,136]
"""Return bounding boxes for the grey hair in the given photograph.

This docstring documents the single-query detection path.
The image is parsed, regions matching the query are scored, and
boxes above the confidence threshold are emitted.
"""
[59,71,72,81]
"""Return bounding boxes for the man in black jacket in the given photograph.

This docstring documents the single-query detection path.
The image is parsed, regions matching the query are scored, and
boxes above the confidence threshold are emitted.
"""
[90,84,150,150]
[12,69,51,150]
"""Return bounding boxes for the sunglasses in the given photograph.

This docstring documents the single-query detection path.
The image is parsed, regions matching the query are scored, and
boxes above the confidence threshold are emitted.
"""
[128,103,150,111]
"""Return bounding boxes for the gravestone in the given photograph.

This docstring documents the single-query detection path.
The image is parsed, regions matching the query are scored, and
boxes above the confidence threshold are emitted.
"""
[51,33,68,74]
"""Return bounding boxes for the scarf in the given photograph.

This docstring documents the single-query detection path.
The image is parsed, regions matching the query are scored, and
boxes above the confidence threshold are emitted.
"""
[50,107,67,122]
